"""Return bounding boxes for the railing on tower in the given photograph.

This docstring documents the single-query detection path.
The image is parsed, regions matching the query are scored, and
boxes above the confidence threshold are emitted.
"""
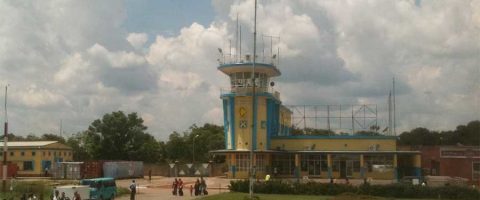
[218,54,279,67]
[220,86,280,99]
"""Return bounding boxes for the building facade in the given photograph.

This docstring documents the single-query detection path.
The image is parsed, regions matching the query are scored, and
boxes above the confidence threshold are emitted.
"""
[1,141,73,176]
[418,145,480,183]
[212,57,420,180]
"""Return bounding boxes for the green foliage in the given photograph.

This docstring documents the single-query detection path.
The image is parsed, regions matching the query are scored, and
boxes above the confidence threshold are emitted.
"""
[290,127,334,136]
[0,181,52,199]
[165,123,225,163]
[229,180,480,200]
[84,111,163,162]
[66,132,91,161]
[399,120,480,146]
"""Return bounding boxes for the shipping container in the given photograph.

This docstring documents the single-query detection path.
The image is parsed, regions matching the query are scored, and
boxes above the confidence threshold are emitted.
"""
[83,161,104,179]
[0,163,18,178]
[103,161,143,179]
[52,162,83,180]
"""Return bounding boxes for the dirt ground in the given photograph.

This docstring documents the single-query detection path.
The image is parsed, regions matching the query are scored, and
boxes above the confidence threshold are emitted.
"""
[116,176,231,200]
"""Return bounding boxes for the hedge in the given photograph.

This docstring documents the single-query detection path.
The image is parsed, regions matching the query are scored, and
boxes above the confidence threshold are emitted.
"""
[229,180,480,200]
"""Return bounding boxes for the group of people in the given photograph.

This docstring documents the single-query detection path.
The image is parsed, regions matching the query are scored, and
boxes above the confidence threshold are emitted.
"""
[192,177,208,196]
[50,190,82,200]
[171,178,184,196]
[172,177,207,196]
[20,193,37,200]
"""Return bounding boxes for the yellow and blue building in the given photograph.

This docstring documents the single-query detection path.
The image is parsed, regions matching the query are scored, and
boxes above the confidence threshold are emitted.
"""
[212,56,421,180]
[1,141,73,176]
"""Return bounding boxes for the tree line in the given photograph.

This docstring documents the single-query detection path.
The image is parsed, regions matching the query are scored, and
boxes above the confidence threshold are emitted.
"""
[7,111,224,164]
[5,110,479,163]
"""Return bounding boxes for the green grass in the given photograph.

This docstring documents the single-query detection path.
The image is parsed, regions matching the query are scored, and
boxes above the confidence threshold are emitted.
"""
[199,192,332,200]
[116,186,131,197]
[199,192,441,200]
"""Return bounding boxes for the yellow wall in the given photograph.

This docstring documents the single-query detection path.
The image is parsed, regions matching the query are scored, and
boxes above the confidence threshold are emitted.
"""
[234,96,269,150]
[7,143,73,175]
[271,138,396,151]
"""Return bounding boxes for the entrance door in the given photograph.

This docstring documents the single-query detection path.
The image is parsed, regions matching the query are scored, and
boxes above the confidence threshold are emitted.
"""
[340,161,346,178]
[346,160,354,177]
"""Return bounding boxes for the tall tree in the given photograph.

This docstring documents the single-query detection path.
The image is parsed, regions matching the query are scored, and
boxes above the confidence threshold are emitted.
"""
[41,133,66,143]
[85,111,162,162]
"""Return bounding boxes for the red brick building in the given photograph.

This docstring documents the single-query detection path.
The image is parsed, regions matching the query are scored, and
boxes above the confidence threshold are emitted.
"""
[418,146,480,183]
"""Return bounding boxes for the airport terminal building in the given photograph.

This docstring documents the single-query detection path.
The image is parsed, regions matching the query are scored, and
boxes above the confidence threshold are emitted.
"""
[211,57,421,180]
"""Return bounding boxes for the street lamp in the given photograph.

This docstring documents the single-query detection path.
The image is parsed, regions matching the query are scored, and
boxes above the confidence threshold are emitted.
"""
[193,135,199,164]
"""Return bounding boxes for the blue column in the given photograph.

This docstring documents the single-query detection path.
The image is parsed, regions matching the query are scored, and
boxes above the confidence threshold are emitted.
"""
[229,96,236,149]
[414,167,421,178]
[360,167,366,178]
[266,99,273,149]
[231,165,236,178]
[223,99,229,148]
[394,167,399,181]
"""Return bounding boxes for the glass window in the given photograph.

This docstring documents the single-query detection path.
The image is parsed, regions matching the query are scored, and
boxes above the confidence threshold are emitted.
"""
[23,161,34,171]
[256,154,266,172]
[235,154,250,172]
[10,152,14,156]
[48,152,51,156]
[43,151,46,156]
[32,151,36,156]
[365,155,393,172]
[21,152,25,156]
[473,162,480,181]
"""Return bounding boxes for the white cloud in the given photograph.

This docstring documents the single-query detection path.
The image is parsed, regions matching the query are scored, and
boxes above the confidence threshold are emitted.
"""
[127,32,148,49]
[0,0,478,139]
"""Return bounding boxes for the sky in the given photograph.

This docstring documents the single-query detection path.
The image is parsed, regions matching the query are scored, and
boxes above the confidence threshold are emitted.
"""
[0,0,478,140]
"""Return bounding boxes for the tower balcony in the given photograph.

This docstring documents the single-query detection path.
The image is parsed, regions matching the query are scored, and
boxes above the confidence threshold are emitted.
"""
[220,86,281,100]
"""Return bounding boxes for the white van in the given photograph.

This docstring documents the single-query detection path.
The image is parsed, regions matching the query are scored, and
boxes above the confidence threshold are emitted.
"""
[53,185,90,200]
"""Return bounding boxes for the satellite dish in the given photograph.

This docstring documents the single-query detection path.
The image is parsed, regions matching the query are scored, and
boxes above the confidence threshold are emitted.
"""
[270,81,275,87]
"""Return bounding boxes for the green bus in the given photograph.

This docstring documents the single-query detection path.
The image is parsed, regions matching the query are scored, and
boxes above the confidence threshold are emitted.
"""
[80,177,117,200]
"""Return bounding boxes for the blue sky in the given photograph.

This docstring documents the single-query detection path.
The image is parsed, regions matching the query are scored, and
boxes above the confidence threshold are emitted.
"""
[124,0,215,37]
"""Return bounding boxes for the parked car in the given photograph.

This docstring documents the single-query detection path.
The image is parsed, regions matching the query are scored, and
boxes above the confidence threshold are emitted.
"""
[80,177,117,200]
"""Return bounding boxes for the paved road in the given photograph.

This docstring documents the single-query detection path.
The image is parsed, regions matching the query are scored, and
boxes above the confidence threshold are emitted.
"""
[116,176,230,200]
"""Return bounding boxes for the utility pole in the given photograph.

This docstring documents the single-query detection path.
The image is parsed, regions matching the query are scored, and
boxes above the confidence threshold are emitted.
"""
[2,85,9,192]
[250,0,258,199]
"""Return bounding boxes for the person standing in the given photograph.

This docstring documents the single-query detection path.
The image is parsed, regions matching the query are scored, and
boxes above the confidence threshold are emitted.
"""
[73,191,81,200]
[178,178,184,196]
[60,192,66,200]
[200,177,207,195]
[189,184,193,196]
[148,169,152,182]
[129,180,137,200]
[194,179,200,196]
[172,178,178,196]
[52,190,60,200]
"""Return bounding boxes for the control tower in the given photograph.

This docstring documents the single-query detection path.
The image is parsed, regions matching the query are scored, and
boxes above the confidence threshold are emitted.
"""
[218,54,292,151]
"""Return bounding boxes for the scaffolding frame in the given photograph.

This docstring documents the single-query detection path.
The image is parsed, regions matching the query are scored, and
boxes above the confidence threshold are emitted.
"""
[286,104,381,135]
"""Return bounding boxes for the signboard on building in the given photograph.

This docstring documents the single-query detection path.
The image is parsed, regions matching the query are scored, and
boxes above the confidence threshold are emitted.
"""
[440,149,480,158]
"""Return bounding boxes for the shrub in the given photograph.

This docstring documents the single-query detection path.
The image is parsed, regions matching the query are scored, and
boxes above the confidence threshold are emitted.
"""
[229,180,480,200]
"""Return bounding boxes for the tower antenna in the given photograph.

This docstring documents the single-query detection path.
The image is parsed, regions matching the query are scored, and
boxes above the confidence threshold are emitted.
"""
[393,77,396,136]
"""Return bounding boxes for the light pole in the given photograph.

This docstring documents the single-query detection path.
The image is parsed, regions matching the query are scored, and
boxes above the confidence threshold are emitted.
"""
[193,135,199,164]
[2,85,9,192]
